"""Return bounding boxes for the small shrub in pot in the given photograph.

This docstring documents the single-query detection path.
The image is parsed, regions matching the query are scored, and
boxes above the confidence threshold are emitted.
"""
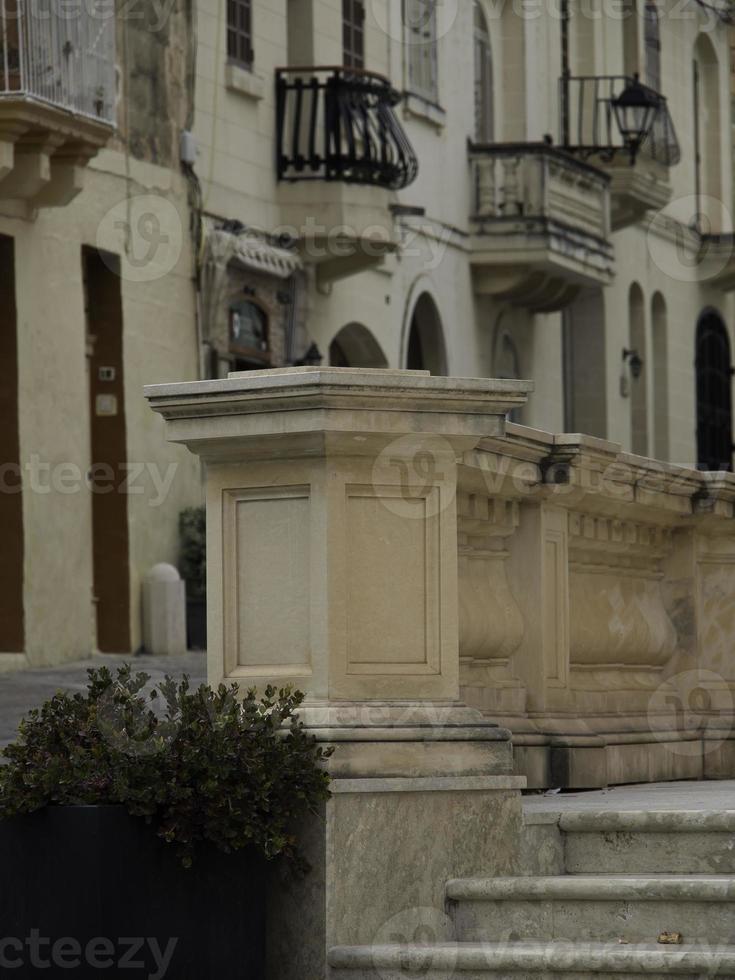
[0,666,331,978]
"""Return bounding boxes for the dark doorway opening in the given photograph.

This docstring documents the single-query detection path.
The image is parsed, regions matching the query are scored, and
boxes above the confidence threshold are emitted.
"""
[83,247,132,652]
[696,311,733,471]
[405,293,447,376]
[0,234,24,653]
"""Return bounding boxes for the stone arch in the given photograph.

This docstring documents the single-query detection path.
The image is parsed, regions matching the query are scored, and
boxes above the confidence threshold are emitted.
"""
[329,323,388,368]
[404,290,448,376]
[492,324,523,423]
[696,309,733,471]
[651,292,669,460]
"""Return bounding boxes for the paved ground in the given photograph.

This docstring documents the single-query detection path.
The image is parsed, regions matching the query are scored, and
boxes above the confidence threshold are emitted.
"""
[0,652,207,748]
[524,780,735,815]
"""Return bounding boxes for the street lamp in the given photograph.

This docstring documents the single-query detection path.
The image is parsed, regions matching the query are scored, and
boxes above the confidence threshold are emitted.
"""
[611,74,660,164]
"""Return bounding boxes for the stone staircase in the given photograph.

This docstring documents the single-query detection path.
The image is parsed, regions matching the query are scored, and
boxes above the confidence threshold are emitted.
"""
[329,792,735,978]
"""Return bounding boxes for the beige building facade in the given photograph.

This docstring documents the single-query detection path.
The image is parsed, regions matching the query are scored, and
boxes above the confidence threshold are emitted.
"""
[0,2,202,668]
[2,0,734,668]
[193,0,735,470]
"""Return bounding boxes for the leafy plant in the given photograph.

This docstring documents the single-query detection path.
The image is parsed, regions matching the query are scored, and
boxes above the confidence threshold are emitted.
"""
[179,506,206,599]
[0,666,331,869]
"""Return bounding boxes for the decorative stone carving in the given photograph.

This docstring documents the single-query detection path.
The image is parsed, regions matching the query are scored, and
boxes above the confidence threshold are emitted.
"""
[568,512,677,672]
[457,493,524,667]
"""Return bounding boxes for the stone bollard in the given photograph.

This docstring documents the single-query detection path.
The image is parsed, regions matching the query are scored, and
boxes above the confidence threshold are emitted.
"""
[142,563,186,656]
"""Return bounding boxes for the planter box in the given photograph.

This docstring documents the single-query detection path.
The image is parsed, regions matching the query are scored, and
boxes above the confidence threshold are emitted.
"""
[0,806,265,978]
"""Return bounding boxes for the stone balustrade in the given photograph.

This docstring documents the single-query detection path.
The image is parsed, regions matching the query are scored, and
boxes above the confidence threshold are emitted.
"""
[457,423,735,787]
[146,368,735,791]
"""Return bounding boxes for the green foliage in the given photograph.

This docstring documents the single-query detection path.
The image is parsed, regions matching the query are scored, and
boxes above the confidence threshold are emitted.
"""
[179,506,206,598]
[0,666,331,869]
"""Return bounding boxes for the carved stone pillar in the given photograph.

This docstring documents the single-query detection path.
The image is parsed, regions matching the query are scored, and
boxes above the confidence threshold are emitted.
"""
[457,492,525,715]
[146,367,532,980]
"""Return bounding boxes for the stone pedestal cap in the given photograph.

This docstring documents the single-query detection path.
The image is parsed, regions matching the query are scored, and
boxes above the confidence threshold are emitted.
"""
[144,367,533,462]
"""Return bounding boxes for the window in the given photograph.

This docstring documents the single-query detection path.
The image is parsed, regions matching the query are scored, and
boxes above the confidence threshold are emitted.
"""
[644,1,661,91]
[227,0,253,69]
[473,1,494,142]
[343,0,365,69]
[696,311,733,471]
[405,0,438,102]
[229,300,270,368]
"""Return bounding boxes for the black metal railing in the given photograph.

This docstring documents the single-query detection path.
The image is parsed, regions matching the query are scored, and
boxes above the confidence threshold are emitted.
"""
[561,75,680,166]
[276,66,418,190]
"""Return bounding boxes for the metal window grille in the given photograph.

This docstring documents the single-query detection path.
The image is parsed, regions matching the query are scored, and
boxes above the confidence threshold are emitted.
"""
[227,0,253,69]
[343,0,365,69]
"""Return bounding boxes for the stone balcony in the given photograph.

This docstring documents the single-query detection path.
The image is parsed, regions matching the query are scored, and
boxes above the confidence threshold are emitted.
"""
[468,144,615,313]
[275,66,418,285]
[0,5,116,207]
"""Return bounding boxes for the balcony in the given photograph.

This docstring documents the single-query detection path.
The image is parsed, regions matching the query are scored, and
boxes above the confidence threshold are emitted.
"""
[0,1,115,207]
[275,66,418,284]
[563,76,680,231]
[468,143,614,312]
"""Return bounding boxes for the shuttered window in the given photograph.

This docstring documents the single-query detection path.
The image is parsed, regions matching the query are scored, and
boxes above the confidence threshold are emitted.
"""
[227,0,253,69]
[405,0,438,101]
[473,1,494,141]
[343,0,365,69]
[644,1,661,91]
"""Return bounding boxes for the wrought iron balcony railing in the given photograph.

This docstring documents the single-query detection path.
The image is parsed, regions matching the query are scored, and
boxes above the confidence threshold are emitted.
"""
[561,75,680,166]
[276,66,418,191]
[0,0,115,124]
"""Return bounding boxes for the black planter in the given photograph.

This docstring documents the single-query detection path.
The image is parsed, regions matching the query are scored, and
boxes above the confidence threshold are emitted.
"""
[186,595,207,651]
[0,806,266,978]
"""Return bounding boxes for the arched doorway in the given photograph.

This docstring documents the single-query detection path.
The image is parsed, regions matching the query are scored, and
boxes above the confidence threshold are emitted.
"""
[493,327,522,423]
[651,292,669,460]
[329,323,388,368]
[696,311,733,471]
[406,293,447,376]
[473,1,494,143]
[629,283,648,457]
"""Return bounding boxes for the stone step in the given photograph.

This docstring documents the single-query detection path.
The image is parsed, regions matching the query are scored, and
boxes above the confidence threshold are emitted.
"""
[558,810,735,874]
[328,940,735,978]
[447,875,735,945]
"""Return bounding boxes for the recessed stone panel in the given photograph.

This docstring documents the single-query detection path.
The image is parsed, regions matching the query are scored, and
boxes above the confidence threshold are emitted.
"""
[224,487,311,673]
[345,486,440,675]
